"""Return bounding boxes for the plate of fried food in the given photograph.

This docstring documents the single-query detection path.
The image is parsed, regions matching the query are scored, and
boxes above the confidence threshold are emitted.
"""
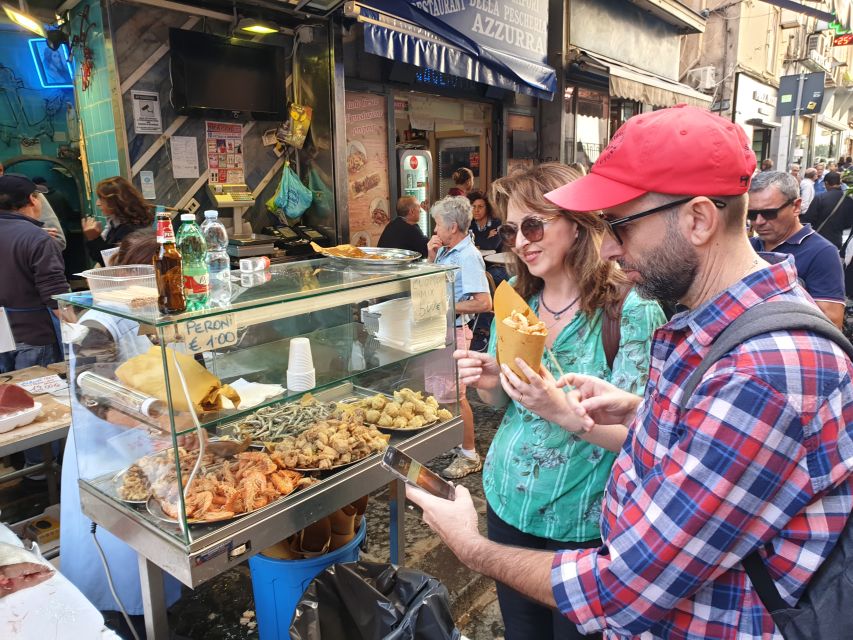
[268,415,390,471]
[336,388,453,433]
[146,451,318,525]
[311,242,421,269]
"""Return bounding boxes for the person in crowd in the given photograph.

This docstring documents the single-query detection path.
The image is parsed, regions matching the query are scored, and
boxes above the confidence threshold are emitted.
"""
[33,176,75,225]
[0,161,65,250]
[800,166,817,212]
[814,161,827,194]
[468,190,502,253]
[0,175,69,372]
[83,176,154,265]
[749,171,845,328]
[448,163,663,640]
[61,228,183,637]
[760,157,774,171]
[409,105,853,639]
[802,171,853,253]
[377,195,429,258]
[789,163,800,180]
[427,196,491,478]
[448,167,474,197]
[829,161,839,173]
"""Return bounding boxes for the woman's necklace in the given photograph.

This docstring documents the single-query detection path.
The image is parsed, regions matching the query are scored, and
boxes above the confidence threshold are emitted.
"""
[539,292,580,321]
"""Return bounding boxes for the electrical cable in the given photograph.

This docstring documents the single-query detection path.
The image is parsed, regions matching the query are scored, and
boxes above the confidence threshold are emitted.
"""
[90,523,142,640]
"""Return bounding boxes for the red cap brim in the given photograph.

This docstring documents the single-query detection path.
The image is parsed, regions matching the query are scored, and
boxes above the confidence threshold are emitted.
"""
[544,172,648,212]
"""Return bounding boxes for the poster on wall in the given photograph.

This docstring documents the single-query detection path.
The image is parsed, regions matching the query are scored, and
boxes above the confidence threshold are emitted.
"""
[170,136,200,179]
[345,92,390,247]
[205,121,245,185]
[131,90,163,135]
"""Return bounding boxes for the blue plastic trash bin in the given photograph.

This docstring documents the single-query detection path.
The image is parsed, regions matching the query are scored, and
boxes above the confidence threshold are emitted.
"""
[249,519,366,640]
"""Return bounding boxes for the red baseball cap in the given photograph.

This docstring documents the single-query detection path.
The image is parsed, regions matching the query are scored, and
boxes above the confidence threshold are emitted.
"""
[545,104,756,212]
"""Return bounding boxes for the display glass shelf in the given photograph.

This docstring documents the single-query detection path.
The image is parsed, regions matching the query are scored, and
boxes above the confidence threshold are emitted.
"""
[58,260,461,543]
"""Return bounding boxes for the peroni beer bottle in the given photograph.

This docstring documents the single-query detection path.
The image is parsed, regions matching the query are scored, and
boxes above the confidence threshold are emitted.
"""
[153,210,186,314]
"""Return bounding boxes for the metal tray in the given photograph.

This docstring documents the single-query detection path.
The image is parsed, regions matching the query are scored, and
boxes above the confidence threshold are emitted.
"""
[373,417,440,435]
[325,247,421,270]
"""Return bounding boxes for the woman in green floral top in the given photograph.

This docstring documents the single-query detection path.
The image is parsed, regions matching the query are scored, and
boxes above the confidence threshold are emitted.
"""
[456,163,664,640]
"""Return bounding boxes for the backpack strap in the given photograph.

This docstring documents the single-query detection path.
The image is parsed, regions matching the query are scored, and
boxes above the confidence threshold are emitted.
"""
[677,300,853,615]
[602,287,630,370]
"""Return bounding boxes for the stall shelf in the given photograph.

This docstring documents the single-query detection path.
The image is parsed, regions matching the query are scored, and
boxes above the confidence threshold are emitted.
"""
[56,258,462,640]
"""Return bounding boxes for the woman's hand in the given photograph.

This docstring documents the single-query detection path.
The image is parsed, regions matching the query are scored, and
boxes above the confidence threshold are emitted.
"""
[559,373,642,428]
[82,217,103,241]
[500,359,594,433]
[454,349,501,390]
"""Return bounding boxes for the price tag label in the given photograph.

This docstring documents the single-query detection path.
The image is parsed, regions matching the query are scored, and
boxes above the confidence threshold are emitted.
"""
[184,314,239,354]
[410,274,447,322]
[18,374,68,396]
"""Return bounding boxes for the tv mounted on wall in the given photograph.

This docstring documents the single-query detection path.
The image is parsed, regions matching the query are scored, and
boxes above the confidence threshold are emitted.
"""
[169,28,286,118]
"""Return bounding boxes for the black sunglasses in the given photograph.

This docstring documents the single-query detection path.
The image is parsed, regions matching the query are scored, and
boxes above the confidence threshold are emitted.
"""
[746,199,794,222]
[601,197,727,244]
[497,214,561,245]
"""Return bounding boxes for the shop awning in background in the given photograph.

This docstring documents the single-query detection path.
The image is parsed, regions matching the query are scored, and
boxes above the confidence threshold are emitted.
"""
[344,1,556,100]
[584,51,712,108]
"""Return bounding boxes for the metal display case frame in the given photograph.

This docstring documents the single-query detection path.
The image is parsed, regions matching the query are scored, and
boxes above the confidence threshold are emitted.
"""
[57,259,463,640]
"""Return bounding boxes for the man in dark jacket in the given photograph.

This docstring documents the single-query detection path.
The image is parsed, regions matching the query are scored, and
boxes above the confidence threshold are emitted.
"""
[377,196,429,258]
[801,170,853,250]
[0,175,70,372]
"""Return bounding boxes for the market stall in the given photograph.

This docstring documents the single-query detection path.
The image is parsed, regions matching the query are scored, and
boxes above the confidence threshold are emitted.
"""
[56,256,462,639]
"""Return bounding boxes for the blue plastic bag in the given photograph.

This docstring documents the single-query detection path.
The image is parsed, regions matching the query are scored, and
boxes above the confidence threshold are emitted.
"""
[267,164,313,220]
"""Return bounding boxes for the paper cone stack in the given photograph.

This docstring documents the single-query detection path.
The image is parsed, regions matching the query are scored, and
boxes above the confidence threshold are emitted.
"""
[494,281,547,383]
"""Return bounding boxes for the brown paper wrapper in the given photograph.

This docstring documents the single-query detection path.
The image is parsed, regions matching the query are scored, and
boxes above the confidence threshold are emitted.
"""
[494,281,547,383]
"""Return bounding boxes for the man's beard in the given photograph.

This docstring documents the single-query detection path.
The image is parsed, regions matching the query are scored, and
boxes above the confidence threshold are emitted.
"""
[622,226,698,305]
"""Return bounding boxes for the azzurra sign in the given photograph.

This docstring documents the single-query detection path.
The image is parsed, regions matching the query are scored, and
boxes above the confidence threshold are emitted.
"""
[409,0,548,66]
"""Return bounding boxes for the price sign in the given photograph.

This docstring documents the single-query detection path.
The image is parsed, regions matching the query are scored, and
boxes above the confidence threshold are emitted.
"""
[18,374,68,396]
[184,314,239,354]
[410,274,447,322]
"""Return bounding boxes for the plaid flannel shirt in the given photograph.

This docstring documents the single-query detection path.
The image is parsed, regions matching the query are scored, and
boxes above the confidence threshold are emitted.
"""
[551,256,853,639]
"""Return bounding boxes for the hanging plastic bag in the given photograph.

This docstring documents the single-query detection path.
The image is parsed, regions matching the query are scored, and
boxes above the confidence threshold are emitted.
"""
[266,163,313,221]
[290,561,460,640]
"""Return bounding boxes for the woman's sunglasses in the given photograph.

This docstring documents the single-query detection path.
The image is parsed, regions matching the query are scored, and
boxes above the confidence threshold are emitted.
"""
[497,214,561,245]
[746,199,794,222]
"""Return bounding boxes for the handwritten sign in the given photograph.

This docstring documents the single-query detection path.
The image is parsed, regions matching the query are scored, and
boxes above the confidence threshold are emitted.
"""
[410,274,447,322]
[17,374,68,396]
[183,314,239,354]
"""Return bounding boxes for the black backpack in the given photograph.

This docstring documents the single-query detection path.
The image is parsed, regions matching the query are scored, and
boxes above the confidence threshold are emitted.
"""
[677,300,853,639]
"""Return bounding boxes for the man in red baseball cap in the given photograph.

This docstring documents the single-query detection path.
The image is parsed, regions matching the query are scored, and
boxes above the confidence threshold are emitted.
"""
[408,105,853,639]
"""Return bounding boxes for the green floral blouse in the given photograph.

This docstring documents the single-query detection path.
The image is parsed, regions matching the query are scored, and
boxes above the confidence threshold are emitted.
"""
[484,288,665,542]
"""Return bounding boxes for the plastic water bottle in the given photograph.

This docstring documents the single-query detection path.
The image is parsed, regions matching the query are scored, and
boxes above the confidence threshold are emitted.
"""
[176,213,209,311]
[201,210,231,307]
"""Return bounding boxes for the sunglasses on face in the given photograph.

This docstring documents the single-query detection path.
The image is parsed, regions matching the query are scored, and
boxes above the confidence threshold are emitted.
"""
[600,197,727,245]
[746,199,794,222]
[497,214,561,244]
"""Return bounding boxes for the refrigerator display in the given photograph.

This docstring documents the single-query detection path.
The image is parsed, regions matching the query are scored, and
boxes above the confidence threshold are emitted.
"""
[399,150,432,237]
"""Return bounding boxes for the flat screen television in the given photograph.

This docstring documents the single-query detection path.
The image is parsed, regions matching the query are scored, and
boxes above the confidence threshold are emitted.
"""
[169,28,286,118]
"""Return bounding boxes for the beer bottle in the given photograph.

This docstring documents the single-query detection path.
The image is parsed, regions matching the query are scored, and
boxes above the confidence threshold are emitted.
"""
[153,210,186,314]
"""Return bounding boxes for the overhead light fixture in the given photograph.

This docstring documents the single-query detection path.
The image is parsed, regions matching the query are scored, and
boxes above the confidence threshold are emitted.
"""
[237,18,279,35]
[2,2,47,38]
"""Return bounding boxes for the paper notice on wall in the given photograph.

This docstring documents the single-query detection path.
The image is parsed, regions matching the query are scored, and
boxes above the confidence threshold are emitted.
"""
[139,170,156,199]
[170,136,200,179]
[131,90,162,135]
[206,121,245,185]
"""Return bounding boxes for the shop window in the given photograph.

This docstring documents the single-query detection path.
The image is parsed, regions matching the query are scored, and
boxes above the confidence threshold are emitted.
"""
[609,99,640,138]
[564,87,610,168]
[752,129,771,165]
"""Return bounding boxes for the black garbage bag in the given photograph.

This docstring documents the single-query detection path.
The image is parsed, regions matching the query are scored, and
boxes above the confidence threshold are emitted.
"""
[289,561,460,640]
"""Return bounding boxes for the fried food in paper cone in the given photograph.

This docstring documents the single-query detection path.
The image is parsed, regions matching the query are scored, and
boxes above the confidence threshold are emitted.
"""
[494,281,547,383]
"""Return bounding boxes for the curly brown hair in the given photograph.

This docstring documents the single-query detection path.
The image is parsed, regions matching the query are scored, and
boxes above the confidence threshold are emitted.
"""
[96,176,154,226]
[488,162,629,318]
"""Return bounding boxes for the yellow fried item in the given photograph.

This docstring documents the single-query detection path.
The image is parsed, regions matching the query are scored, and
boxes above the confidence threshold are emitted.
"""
[501,310,547,336]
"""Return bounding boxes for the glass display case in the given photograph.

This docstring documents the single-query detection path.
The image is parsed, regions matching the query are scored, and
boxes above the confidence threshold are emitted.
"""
[56,258,462,591]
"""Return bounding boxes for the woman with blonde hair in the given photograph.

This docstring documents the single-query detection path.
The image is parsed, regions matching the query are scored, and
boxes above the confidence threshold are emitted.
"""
[455,163,664,640]
[448,166,474,196]
[83,176,154,264]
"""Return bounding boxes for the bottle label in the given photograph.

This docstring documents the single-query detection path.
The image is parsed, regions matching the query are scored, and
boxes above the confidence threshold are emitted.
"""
[156,219,175,243]
[183,273,210,294]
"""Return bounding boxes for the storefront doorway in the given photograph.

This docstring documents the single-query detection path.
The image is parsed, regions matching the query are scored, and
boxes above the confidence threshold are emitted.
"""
[751,129,772,165]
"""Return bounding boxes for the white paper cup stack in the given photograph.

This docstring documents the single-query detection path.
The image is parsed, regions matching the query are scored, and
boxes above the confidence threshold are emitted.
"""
[287,337,315,392]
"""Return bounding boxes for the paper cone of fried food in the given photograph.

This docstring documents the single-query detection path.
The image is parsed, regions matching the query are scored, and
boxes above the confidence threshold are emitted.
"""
[494,281,547,383]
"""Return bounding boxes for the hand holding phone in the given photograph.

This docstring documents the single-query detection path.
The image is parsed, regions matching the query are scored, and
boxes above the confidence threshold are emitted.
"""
[381,446,455,500]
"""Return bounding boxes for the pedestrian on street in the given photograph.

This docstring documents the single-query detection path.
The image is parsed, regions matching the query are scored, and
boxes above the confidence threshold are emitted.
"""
[453,163,663,640]
[789,163,800,180]
[800,167,817,212]
[409,105,853,639]
[748,171,845,328]
[814,161,827,194]
[801,171,853,253]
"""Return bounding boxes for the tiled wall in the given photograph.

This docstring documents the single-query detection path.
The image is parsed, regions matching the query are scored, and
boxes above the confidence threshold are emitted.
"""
[71,0,121,222]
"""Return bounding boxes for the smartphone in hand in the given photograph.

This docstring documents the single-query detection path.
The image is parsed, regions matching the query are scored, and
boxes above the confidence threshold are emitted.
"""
[381,446,455,500]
